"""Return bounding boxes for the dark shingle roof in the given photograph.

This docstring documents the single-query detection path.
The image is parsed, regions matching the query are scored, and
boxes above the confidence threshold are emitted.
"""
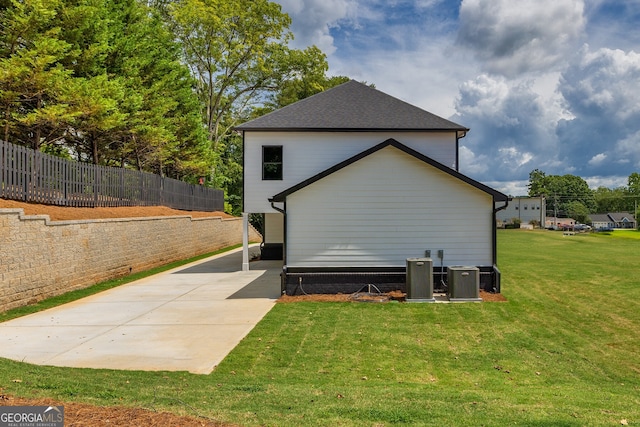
[236,80,468,132]
[607,212,635,222]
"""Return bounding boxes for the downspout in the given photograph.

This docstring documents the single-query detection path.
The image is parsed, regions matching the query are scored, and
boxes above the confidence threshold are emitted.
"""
[269,199,287,294]
[240,130,249,271]
[455,130,468,172]
[492,199,509,293]
[493,199,509,264]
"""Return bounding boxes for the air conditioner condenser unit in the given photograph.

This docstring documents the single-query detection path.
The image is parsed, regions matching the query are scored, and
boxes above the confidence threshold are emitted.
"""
[447,266,482,302]
[406,258,435,302]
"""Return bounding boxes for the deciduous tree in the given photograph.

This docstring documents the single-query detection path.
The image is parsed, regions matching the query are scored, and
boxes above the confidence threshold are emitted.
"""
[528,169,595,216]
[164,0,331,210]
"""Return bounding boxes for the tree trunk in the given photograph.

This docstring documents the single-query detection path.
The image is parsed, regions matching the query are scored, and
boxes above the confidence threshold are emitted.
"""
[4,105,11,143]
[92,133,99,165]
[33,95,42,150]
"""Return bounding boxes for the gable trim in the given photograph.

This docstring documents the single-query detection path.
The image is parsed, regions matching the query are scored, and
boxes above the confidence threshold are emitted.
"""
[270,138,508,203]
[236,127,469,133]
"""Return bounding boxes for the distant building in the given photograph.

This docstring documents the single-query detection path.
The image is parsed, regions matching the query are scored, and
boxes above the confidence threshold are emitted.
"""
[545,217,576,230]
[590,213,636,229]
[496,196,546,227]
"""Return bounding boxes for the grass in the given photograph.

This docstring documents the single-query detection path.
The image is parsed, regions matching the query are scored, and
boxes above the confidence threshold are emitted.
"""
[601,229,640,239]
[1,230,640,426]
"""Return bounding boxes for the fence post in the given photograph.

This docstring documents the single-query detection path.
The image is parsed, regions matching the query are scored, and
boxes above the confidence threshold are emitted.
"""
[94,166,99,206]
[22,147,28,202]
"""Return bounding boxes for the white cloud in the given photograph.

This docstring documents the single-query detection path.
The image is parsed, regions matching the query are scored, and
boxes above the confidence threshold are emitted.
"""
[588,153,607,166]
[614,130,640,168]
[455,75,512,121]
[273,0,638,191]
[498,147,533,168]
[561,46,640,122]
[483,180,529,196]
[275,0,357,54]
[330,40,473,118]
[457,0,586,77]
[453,74,563,182]
[458,145,489,176]
[276,0,473,118]
[456,42,640,184]
[584,0,640,51]
[584,175,629,190]
[558,45,640,175]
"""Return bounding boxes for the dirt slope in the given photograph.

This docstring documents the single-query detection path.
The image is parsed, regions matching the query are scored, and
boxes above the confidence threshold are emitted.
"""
[0,198,231,221]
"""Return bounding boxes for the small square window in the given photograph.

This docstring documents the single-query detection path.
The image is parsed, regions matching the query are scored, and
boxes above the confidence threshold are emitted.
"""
[262,146,282,180]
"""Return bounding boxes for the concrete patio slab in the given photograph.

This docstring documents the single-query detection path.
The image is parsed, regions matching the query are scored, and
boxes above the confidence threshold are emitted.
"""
[0,246,282,374]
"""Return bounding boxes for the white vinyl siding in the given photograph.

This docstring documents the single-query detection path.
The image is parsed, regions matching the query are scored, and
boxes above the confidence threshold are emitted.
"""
[285,146,493,268]
[243,131,457,213]
[264,213,284,244]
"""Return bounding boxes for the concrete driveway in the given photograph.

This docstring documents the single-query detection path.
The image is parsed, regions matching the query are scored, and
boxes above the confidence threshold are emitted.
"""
[0,246,281,374]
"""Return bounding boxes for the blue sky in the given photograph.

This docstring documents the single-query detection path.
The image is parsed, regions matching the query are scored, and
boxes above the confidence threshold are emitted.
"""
[274,0,640,195]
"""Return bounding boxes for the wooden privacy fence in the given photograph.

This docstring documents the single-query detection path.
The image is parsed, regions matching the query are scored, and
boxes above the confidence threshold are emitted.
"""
[0,140,224,212]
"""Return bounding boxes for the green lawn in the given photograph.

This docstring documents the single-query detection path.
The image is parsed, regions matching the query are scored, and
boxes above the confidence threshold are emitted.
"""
[1,230,639,426]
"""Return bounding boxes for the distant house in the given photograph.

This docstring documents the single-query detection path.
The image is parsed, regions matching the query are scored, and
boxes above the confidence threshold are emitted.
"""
[236,80,508,294]
[496,196,545,227]
[590,213,636,229]
[590,214,614,230]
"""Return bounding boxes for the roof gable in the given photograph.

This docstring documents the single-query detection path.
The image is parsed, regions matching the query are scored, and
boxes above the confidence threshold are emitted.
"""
[608,212,635,222]
[270,139,507,203]
[236,80,468,132]
[590,212,636,223]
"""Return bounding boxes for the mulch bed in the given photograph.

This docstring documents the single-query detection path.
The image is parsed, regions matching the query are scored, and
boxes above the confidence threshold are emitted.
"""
[0,394,236,427]
[278,289,507,303]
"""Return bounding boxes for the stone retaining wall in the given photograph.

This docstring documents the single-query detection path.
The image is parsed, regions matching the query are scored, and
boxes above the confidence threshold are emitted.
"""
[0,209,261,312]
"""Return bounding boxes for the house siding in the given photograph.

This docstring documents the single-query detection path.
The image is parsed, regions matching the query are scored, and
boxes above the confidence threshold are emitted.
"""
[284,146,493,268]
[264,212,284,243]
[244,131,457,213]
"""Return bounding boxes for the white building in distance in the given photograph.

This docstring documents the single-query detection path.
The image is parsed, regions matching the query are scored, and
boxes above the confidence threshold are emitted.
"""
[496,196,546,227]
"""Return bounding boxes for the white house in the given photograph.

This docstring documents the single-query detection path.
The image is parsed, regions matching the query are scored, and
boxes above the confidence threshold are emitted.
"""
[236,80,508,295]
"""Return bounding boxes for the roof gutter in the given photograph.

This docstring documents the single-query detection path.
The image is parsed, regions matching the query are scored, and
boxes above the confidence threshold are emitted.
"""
[269,199,285,215]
